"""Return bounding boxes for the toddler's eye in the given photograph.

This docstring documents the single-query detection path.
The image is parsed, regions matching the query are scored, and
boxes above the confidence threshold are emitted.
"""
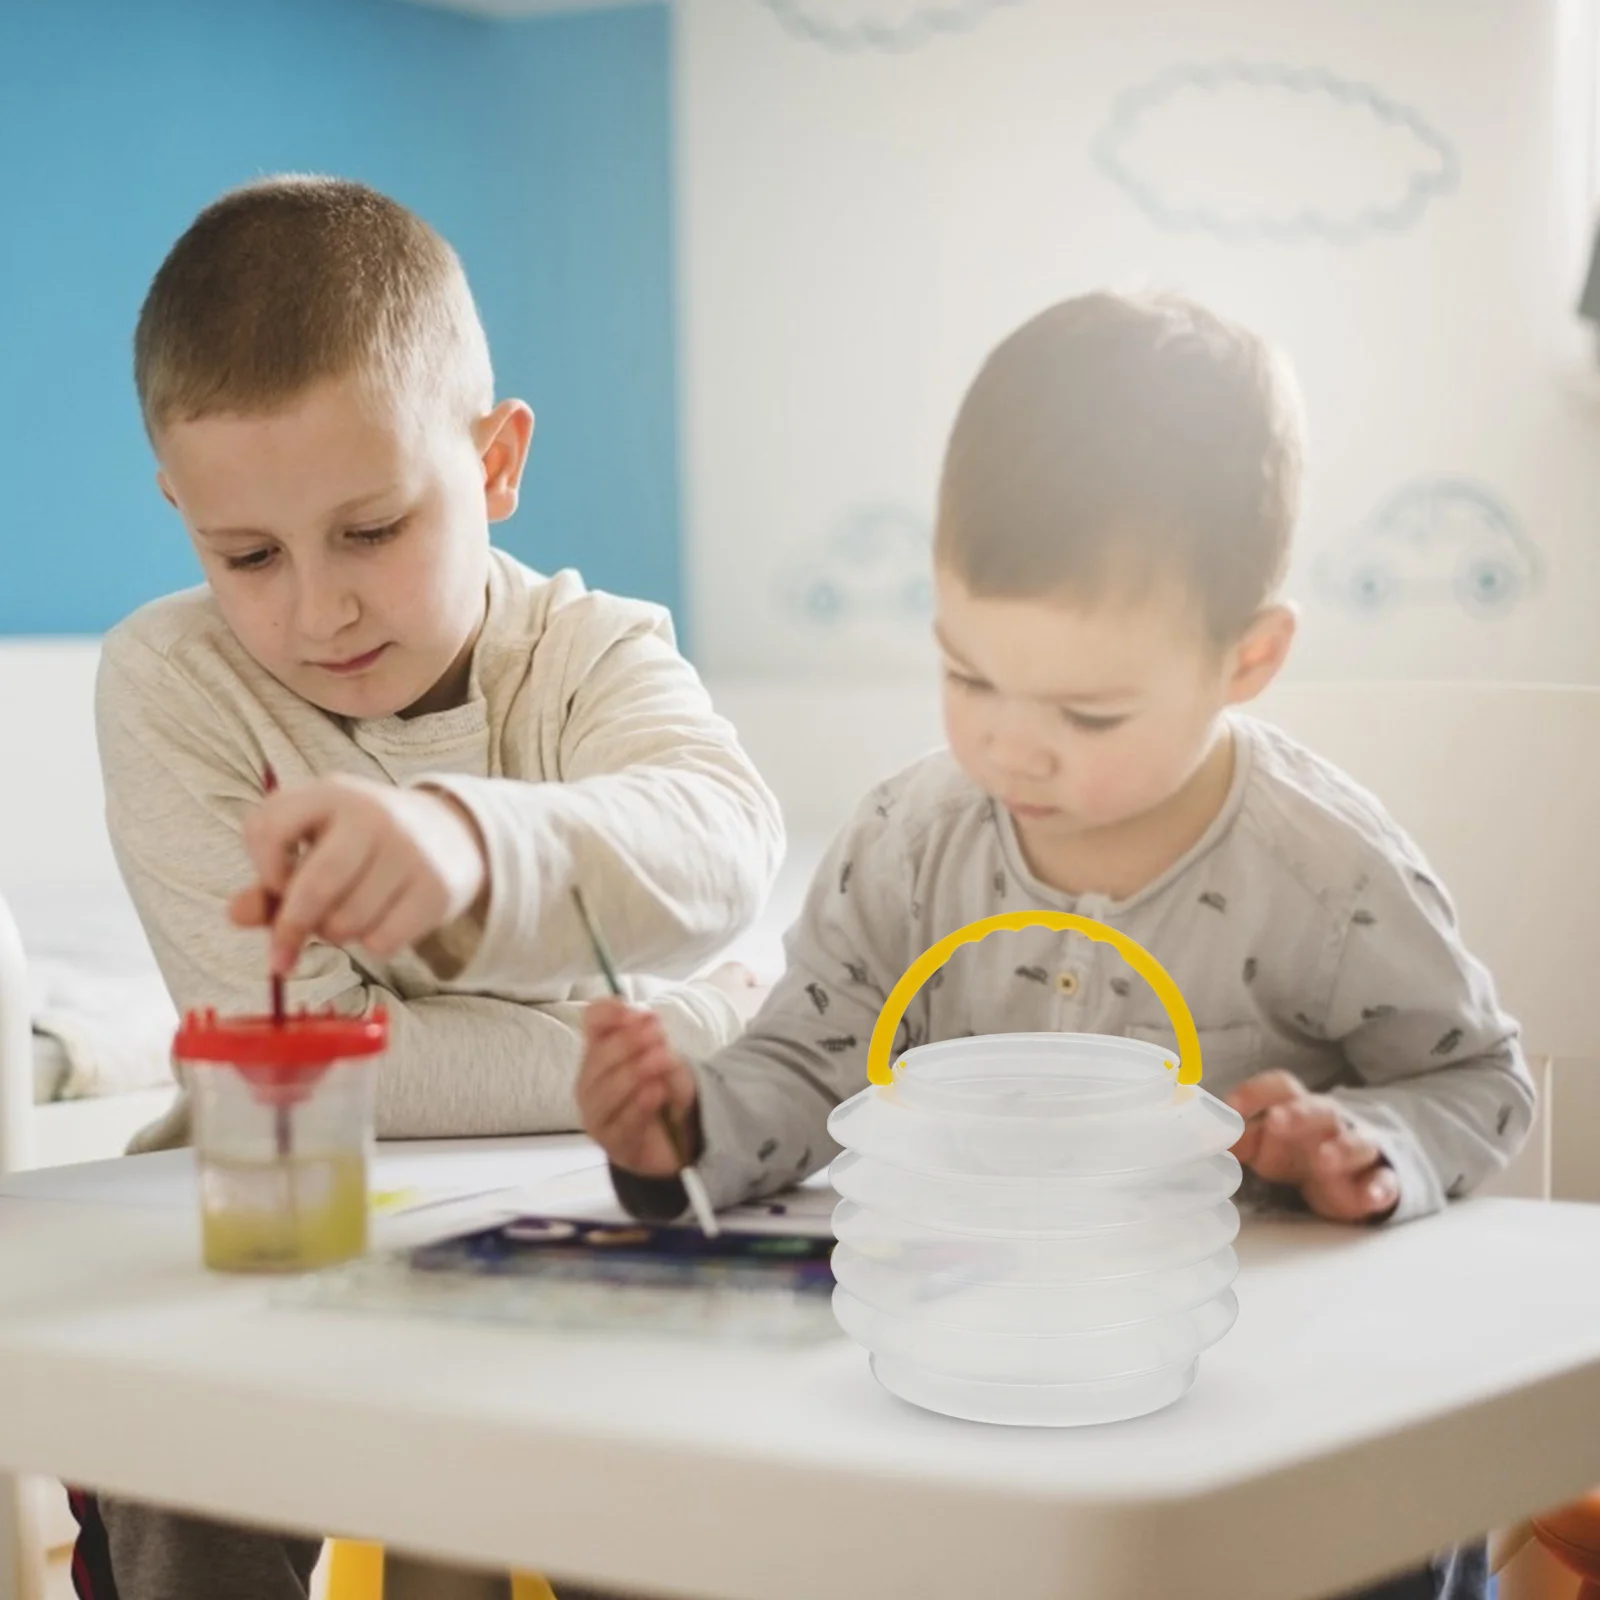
[944,668,991,694]
[1063,711,1127,733]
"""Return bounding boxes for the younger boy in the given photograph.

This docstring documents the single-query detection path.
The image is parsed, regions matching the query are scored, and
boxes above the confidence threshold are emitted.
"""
[74,175,780,1600]
[578,292,1529,1600]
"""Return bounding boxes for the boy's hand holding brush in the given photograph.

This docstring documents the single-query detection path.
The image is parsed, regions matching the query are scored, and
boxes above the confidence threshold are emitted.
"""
[572,888,720,1236]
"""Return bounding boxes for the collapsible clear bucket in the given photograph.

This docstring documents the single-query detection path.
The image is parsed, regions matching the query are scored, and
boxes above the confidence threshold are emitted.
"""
[827,911,1244,1426]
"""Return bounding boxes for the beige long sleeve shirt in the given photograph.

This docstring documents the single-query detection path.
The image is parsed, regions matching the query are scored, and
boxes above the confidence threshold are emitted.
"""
[96,550,784,1151]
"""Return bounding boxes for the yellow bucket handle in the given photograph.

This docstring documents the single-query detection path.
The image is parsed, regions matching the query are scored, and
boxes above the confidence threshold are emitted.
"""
[866,910,1201,1086]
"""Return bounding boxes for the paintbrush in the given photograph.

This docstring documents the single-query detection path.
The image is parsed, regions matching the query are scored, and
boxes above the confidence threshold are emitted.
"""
[570,886,721,1238]
[261,765,294,1173]
[262,764,286,1027]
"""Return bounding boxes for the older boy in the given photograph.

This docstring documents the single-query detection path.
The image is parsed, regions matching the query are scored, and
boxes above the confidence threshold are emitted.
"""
[75,175,780,1600]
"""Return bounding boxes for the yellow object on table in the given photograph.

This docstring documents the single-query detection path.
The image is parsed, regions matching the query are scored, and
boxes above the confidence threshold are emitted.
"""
[323,1538,557,1599]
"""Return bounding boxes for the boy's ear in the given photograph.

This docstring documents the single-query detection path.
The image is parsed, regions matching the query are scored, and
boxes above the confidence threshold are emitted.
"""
[156,471,178,510]
[1224,602,1297,706]
[476,400,535,522]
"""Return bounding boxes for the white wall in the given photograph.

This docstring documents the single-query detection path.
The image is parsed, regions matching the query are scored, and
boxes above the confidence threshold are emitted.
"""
[677,0,1600,683]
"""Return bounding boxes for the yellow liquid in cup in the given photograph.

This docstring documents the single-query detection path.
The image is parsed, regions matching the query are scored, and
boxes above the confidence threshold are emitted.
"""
[199,1149,369,1273]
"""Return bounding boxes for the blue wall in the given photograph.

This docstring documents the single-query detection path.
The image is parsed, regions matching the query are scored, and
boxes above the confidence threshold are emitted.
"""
[0,0,683,637]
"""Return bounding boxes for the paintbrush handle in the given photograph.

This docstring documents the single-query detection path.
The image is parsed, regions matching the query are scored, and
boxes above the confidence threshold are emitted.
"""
[571,886,717,1229]
[656,1105,692,1169]
[262,765,286,1025]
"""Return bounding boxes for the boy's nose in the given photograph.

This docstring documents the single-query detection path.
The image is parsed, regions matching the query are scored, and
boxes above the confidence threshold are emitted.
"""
[984,703,1054,781]
[292,576,360,643]
[987,730,1054,782]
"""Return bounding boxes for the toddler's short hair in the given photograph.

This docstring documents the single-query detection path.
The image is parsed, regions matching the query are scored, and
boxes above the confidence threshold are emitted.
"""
[935,291,1303,644]
[135,175,493,436]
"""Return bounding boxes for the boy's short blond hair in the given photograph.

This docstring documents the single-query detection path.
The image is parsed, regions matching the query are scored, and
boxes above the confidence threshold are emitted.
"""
[135,175,493,436]
[935,291,1303,644]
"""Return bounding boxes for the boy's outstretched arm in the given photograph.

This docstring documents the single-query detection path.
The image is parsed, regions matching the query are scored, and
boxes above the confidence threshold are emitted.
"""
[95,626,761,1148]
[413,596,784,992]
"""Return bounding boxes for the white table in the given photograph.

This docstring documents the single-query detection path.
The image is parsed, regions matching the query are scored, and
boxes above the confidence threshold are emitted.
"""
[2,1141,1600,1600]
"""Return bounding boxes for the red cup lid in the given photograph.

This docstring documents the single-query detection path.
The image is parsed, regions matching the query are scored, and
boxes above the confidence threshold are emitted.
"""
[174,1007,390,1071]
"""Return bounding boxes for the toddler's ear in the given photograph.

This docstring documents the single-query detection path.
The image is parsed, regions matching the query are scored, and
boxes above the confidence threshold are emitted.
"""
[1225,602,1297,706]
[477,400,535,522]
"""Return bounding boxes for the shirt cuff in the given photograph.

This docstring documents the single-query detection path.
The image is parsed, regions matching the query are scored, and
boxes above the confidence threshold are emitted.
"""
[610,1052,767,1220]
[402,772,542,988]
[610,1165,692,1223]
[608,1099,710,1223]
[404,777,495,980]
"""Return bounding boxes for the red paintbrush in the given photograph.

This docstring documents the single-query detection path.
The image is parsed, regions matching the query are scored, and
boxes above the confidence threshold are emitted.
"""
[261,763,295,1172]
[262,764,285,1026]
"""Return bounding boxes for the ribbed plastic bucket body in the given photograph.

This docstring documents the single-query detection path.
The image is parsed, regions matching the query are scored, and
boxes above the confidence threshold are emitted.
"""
[826,1033,1245,1425]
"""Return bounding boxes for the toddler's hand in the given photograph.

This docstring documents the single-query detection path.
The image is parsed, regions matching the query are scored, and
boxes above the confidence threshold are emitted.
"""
[578,999,700,1180]
[229,776,488,975]
[1226,1070,1399,1224]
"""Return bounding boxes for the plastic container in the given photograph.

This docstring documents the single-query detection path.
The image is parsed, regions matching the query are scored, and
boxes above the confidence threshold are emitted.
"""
[173,1007,389,1274]
[826,911,1244,1426]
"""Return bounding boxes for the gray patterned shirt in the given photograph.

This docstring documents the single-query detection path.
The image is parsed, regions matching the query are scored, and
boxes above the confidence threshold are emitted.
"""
[617,715,1532,1226]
